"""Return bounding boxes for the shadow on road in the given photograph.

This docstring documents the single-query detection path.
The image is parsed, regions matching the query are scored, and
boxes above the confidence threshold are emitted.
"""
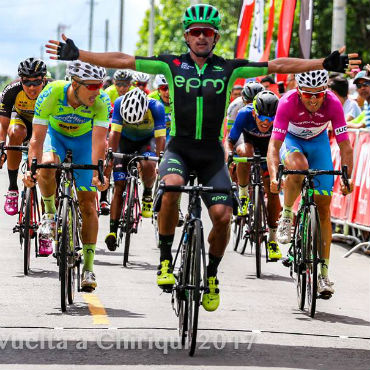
[295,310,370,326]
[13,269,59,279]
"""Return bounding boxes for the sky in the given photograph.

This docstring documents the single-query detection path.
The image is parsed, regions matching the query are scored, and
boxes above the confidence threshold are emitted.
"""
[0,0,150,78]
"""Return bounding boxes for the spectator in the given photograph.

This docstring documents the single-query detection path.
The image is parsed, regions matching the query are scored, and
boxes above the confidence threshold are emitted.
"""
[352,67,370,128]
[260,75,280,97]
[230,84,243,102]
[329,75,361,121]
[285,74,297,92]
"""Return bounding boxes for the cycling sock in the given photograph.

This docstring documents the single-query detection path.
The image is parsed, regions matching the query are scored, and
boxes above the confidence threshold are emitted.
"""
[268,227,277,242]
[143,187,153,198]
[159,234,174,263]
[83,244,96,272]
[207,253,222,278]
[42,194,56,214]
[239,184,248,197]
[110,219,119,234]
[321,258,329,277]
[100,189,108,203]
[8,169,19,191]
[282,205,294,219]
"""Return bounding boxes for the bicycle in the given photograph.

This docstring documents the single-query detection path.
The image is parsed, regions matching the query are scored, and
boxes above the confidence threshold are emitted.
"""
[0,143,42,275]
[31,150,105,312]
[276,164,350,318]
[232,155,275,279]
[153,174,239,356]
[109,151,159,266]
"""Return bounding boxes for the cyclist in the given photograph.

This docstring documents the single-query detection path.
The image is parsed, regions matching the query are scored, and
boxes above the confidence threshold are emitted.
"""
[148,74,171,138]
[104,87,166,251]
[23,61,110,291]
[45,3,359,311]
[226,91,281,260]
[0,58,47,216]
[105,69,133,104]
[133,72,150,94]
[267,70,354,296]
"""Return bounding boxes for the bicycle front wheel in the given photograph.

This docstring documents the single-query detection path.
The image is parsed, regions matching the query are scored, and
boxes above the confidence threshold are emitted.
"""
[187,220,202,357]
[23,187,33,275]
[306,205,320,318]
[253,186,262,278]
[59,197,71,312]
[232,216,244,252]
[123,180,135,266]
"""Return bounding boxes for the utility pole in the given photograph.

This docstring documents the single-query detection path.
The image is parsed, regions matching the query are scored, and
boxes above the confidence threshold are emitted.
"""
[119,0,125,51]
[56,24,68,80]
[88,0,95,51]
[105,19,109,52]
[148,0,155,57]
[40,45,44,60]
[331,0,346,51]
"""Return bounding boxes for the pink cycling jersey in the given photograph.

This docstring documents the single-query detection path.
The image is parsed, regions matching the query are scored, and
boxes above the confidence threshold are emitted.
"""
[271,89,349,143]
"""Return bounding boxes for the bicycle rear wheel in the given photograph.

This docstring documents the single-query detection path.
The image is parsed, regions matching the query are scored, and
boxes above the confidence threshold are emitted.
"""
[23,188,33,275]
[59,197,71,312]
[306,205,320,318]
[123,179,135,266]
[232,216,244,252]
[187,220,202,357]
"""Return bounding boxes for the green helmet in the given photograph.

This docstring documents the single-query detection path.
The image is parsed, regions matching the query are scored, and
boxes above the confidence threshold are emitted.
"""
[182,4,221,30]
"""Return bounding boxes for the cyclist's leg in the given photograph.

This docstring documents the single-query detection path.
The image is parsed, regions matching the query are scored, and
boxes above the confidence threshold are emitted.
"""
[277,134,307,243]
[156,142,188,288]
[4,115,28,215]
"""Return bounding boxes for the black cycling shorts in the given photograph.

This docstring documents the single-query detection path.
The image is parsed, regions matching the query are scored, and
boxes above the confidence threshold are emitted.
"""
[159,137,232,208]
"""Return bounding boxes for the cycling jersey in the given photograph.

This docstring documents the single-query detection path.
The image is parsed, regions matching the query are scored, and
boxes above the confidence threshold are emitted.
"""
[34,80,111,137]
[135,53,268,140]
[148,90,171,137]
[111,97,166,141]
[272,89,349,143]
[104,84,119,104]
[226,96,247,131]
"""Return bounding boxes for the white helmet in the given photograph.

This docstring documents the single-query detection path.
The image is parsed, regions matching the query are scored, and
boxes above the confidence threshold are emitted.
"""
[154,74,168,88]
[295,70,329,88]
[113,69,132,81]
[67,61,106,81]
[120,88,149,124]
[134,72,150,83]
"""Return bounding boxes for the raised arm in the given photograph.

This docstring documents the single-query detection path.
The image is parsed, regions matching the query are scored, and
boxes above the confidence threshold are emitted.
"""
[268,47,361,74]
[46,34,136,70]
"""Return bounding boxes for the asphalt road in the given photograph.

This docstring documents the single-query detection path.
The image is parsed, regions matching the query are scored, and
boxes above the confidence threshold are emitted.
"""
[0,168,369,370]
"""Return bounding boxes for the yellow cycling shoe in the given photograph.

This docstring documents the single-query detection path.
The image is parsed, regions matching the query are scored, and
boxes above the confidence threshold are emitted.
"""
[157,260,175,290]
[237,196,249,216]
[202,276,220,312]
[142,196,153,218]
[267,241,282,260]
[105,232,117,251]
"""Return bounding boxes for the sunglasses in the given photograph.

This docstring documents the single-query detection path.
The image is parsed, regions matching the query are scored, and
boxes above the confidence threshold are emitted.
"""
[298,88,326,99]
[186,27,218,38]
[356,81,370,89]
[116,81,131,87]
[257,114,275,123]
[136,82,147,87]
[77,80,103,91]
[22,79,43,87]
[158,85,169,92]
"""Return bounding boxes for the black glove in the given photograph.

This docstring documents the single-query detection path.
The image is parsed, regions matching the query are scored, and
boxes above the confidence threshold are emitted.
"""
[57,38,80,61]
[323,50,349,73]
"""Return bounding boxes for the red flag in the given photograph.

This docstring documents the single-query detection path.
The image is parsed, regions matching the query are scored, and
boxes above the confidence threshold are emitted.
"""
[276,0,297,82]
[260,0,275,62]
[235,0,255,58]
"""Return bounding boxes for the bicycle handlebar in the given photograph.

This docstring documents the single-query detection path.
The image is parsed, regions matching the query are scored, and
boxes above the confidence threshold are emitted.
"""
[0,142,29,163]
[276,164,350,191]
[31,158,105,185]
[232,155,267,164]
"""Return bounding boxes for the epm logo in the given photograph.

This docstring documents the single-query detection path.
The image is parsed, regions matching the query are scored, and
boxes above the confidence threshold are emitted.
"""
[174,76,225,94]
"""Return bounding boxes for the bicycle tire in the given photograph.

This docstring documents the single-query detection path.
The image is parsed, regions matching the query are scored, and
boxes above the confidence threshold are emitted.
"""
[68,204,78,304]
[294,210,307,310]
[253,186,262,278]
[23,188,33,275]
[306,205,319,318]
[18,189,27,246]
[123,179,135,266]
[232,216,244,252]
[187,220,202,357]
[59,197,71,312]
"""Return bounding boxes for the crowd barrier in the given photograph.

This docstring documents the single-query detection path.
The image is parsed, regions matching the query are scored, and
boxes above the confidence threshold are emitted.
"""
[330,128,370,256]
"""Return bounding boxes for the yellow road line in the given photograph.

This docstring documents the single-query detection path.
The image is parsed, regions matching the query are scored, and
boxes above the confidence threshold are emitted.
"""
[83,294,110,325]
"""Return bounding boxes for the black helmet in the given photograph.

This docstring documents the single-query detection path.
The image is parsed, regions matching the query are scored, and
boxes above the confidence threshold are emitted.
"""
[242,81,264,101]
[18,58,47,78]
[253,91,279,117]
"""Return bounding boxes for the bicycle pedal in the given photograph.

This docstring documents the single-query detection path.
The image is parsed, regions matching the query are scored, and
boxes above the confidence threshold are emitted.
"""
[318,292,332,300]
[159,285,173,293]
[268,258,279,263]
[81,286,95,293]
